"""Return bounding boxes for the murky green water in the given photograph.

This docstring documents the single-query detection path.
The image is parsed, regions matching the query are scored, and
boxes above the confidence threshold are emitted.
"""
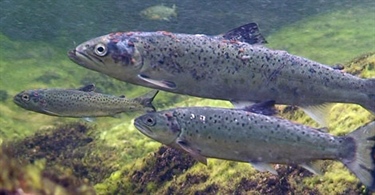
[0,1,375,194]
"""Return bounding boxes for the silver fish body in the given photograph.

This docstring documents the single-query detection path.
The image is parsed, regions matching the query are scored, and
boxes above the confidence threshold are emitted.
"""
[134,107,375,190]
[68,23,375,126]
[13,84,158,117]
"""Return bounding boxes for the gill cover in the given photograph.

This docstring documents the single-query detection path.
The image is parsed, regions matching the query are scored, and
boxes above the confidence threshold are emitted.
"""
[106,34,143,67]
[135,111,181,145]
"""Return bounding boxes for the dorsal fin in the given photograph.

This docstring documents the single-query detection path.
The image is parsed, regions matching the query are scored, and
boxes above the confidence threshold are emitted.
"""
[223,23,267,44]
[243,100,278,116]
[78,84,96,92]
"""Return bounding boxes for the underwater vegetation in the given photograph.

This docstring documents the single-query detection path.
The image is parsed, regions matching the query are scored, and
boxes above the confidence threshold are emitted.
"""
[0,123,97,195]
[0,4,374,195]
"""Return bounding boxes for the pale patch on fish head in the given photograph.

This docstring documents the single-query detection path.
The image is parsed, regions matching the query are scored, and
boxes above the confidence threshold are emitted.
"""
[13,90,48,113]
[134,111,181,145]
[68,32,144,83]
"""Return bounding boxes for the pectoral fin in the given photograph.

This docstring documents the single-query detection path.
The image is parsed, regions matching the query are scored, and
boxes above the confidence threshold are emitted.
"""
[41,109,60,116]
[177,138,207,165]
[138,74,176,89]
[250,162,278,175]
[300,103,334,127]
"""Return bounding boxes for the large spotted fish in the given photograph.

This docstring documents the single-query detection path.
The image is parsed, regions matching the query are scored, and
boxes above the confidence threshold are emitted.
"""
[13,84,158,117]
[68,23,375,126]
[134,106,375,190]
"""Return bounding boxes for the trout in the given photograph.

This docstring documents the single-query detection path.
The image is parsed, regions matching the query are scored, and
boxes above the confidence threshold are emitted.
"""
[13,84,158,117]
[68,23,375,126]
[134,107,375,190]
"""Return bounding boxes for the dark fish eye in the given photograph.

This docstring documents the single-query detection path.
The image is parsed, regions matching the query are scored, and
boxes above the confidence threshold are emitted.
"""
[94,43,107,56]
[22,94,30,101]
[145,116,156,126]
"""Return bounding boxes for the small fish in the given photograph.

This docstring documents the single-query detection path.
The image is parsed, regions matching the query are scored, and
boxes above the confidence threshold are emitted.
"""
[134,107,375,190]
[68,23,375,127]
[13,84,158,117]
[140,4,177,21]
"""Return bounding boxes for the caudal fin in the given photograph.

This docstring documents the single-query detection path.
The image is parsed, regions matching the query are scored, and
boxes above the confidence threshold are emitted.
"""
[344,121,375,190]
[136,90,159,112]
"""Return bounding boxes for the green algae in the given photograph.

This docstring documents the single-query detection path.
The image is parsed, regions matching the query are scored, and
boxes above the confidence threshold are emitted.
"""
[0,144,96,195]
[267,6,375,65]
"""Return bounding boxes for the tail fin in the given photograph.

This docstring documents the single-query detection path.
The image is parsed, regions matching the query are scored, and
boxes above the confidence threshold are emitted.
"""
[344,121,375,190]
[136,90,159,112]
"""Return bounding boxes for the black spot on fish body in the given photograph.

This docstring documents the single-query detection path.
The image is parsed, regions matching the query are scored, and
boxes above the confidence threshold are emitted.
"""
[367,135,375,141]
[308,68,316,74]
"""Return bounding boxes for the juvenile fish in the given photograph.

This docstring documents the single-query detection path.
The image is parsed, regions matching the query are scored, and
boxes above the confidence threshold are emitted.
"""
[68,23,375,126]
[134,107,375,190]
[13,84,158,117]
[140,4,177,21]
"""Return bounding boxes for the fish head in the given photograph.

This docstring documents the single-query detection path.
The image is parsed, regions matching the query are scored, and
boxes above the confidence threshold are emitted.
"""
[13,90,48,113]
[134,111,181,145]
[68,32,144,83]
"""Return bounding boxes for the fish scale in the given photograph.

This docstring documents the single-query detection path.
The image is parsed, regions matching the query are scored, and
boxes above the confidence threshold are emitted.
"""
[69,23,375,126]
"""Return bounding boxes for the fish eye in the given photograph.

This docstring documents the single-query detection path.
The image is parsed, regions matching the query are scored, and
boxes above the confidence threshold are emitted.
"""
[144,116,156,126]
[22,94,30,101]
[94,43,107,56]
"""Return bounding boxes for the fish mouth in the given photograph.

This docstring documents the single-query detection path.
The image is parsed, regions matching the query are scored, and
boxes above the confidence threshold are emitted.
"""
[68,49,104,68]
[134,118,154,136]
[13,94,23,107]
[68,49,86,66]
[68,49,91,67]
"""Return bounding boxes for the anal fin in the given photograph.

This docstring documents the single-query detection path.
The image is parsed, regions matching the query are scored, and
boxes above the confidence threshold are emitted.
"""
[250,162,278,175]
[300,103,334,127]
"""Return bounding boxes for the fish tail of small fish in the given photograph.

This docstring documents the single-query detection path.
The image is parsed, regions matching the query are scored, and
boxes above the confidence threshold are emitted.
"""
[136,90,159,112]
[361,78,375,115]
[343,120,375,190]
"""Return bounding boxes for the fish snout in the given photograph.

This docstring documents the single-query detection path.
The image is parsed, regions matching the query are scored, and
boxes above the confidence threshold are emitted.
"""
[13,93,24,106]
